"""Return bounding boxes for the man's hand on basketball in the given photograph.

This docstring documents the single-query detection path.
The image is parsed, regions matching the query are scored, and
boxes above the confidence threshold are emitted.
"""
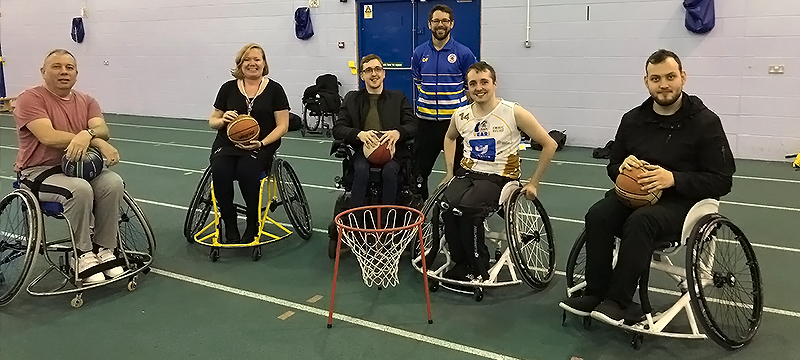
[96,142,121,166]
[358,131,380,148]
[65,131,92,161]
[521,182,538,200]
[235,140,262,151]
[619,155,649,173]
[638,164,675,192]
[379,130,401,147]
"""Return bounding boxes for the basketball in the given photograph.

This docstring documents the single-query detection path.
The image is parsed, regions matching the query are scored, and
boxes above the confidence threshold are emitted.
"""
[227,114,260,143]
[364,141,394,166]
[61,147,104,181]
[615,166,661,208]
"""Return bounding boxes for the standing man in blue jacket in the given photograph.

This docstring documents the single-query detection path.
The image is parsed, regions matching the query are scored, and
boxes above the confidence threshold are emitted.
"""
[411,4,477,199]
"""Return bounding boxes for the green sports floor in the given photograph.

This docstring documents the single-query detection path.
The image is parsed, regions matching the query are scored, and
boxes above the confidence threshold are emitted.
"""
[1,113,798,360]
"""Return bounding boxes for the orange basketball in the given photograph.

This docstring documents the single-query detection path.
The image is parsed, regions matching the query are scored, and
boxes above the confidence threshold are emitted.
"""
[364,141,394,165]
[227,115,260,143]
[615,166,661,208]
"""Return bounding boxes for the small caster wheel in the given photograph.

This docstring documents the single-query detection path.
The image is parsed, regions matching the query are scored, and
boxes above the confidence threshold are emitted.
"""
[429,281,439,292]
[494,250,501,261]
[631,334,643,350]
[583,317,592,330]
[209,248,220,262]
[561,311,567,326]
[473,288,484,302]
[252,247,262,261]
[127,281,137,291]
[71,295,83,308]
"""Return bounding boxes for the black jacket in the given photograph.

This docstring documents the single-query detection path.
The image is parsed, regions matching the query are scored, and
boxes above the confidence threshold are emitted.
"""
[607,93,735,202]
[333,88,417,157]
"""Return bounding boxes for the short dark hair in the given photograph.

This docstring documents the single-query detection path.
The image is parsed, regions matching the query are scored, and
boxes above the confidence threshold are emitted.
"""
[429,4,453,22]
[43,48,76,66]
[646,49,682,73]
[360,54,383,72]
[467,61,496,83]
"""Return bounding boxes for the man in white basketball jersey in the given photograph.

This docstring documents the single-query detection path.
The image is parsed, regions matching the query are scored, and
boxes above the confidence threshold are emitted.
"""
[438,61,557,284]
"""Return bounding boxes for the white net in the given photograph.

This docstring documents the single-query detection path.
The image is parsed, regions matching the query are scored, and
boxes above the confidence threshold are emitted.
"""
[337,207,422,289]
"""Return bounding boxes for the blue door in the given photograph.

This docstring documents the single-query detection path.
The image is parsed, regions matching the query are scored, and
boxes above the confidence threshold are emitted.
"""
[357,0,481,102]
[357,1,415,100]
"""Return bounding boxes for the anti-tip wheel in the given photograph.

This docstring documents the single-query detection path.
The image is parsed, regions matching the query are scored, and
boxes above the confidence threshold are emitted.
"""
[252,247,262,261]
[473,288,484,302]
[210,248,220,262]
[71,296,83,308]
[631,334,644,350]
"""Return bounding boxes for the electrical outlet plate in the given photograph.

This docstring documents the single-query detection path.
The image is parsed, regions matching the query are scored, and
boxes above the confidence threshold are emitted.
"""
[309,0,319,8]
[769,65,785,74]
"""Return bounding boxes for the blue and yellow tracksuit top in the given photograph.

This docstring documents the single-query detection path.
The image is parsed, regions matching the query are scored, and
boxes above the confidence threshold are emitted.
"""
[411,38,477,121]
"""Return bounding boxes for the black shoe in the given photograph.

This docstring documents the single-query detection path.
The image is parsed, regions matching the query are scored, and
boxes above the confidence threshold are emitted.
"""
[222,218,240,244]
[240,220,258,244]
[591,300,626,325]
[623,302,646,325]
[559,295,602,317]
[440,264,474,294]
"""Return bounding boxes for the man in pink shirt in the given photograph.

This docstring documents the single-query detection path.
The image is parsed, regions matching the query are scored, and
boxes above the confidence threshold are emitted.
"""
[14,49,125,284]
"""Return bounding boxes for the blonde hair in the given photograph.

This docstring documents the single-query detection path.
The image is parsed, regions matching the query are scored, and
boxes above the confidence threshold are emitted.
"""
[231,43,269,79]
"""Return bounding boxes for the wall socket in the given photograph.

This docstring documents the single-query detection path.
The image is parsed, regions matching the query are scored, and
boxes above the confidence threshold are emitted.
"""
[309,0,319,8]
[103,60,109,65]
[769,65,784,74]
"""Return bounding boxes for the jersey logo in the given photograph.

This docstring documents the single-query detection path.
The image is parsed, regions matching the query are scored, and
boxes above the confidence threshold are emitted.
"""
[473,120,490,137]
[422,56,429,63]
[460,112,470,121]
[469,138,496,162]
[447,54,457,63]
[492,126,505,133]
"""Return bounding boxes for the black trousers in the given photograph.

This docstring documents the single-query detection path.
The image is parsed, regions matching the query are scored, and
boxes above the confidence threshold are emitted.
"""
[584,190,693,307]
[441,170,510,280]
[350,150,400,208]
[414,119,463,200]
[210,144,278,227]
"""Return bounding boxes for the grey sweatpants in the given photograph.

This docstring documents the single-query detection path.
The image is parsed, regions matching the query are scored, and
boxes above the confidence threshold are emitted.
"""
[19,166,124,252]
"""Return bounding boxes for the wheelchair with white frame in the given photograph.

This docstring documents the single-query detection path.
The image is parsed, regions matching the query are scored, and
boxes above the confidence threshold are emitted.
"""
[410,177,557,302]
[0,178,155,308]
[183,156,312,262]
[561,197,763,350]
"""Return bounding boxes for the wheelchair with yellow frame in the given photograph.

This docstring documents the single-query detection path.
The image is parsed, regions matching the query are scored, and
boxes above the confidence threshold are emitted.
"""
[182,156,312,261]
[0,177,155,308]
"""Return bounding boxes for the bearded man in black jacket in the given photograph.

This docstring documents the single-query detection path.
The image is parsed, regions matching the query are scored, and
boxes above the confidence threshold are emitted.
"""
[559,49,736,323]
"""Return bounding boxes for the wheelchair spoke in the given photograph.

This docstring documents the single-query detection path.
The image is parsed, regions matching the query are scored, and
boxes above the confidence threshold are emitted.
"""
[0,191,39,306]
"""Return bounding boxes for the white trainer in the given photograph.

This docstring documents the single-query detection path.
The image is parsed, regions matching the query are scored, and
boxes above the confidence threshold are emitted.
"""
[96,248,125,279]
[75,252,106,284]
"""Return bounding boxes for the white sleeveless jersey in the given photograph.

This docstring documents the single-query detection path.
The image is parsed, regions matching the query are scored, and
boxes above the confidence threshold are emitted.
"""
[453,99,522,179]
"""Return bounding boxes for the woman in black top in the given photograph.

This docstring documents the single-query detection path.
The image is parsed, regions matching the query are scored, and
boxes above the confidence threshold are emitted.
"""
[208,43,290,243]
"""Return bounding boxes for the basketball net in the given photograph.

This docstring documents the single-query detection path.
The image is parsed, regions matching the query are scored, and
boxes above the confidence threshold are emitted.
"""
[338,207,417,288]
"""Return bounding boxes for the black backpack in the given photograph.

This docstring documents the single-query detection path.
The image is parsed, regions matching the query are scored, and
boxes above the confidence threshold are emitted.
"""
[531,130,567,151]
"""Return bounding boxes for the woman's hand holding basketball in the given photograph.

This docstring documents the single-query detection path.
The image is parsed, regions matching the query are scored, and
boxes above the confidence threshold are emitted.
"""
[235,140,262,151]
[619,155,649,173]
[222,110,238,122]
[637,164,674,192]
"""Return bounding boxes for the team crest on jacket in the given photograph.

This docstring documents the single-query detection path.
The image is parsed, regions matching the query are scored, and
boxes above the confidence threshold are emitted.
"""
[448,53,457,63]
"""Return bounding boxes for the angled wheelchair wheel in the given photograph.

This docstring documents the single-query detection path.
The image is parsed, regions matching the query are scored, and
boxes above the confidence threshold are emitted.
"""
[275,159,313,240]
[506,189,556,290]
[183,166,213,243]
[686,214,763,350]
[0,190,40,307]
[411,183,447,271]
[119,191,156,256]
[565,229,588,298]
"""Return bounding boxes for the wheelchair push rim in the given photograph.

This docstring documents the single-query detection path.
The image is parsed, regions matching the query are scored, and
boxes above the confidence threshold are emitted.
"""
[275,159,313,240]
[0,190,40,306]
[506,189,557,290]
[183,166,213,243]
[686,214,764,350]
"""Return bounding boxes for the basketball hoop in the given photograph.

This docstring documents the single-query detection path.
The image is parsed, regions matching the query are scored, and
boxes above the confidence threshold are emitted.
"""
[327,205,433,328]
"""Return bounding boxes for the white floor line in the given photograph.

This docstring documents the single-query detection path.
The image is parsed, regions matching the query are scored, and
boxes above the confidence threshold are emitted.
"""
[151,268,524,360]
[2,123,799,184]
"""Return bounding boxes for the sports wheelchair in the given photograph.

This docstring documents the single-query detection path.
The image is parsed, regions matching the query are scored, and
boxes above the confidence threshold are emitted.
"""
[410,177,557,302]
[561,197,763,350]
[183,157,312,262]
[0,178,155,308]
[326,139,424,259]
[301,73,341,138]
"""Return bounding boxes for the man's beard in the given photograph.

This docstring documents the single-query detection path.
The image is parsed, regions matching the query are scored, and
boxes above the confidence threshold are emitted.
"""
[433,28,449,40]
[652,90,680,106]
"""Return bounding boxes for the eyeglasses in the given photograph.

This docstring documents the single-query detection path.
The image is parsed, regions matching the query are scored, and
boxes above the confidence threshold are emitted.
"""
[430,19,452,25]
[361,67,384,74]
